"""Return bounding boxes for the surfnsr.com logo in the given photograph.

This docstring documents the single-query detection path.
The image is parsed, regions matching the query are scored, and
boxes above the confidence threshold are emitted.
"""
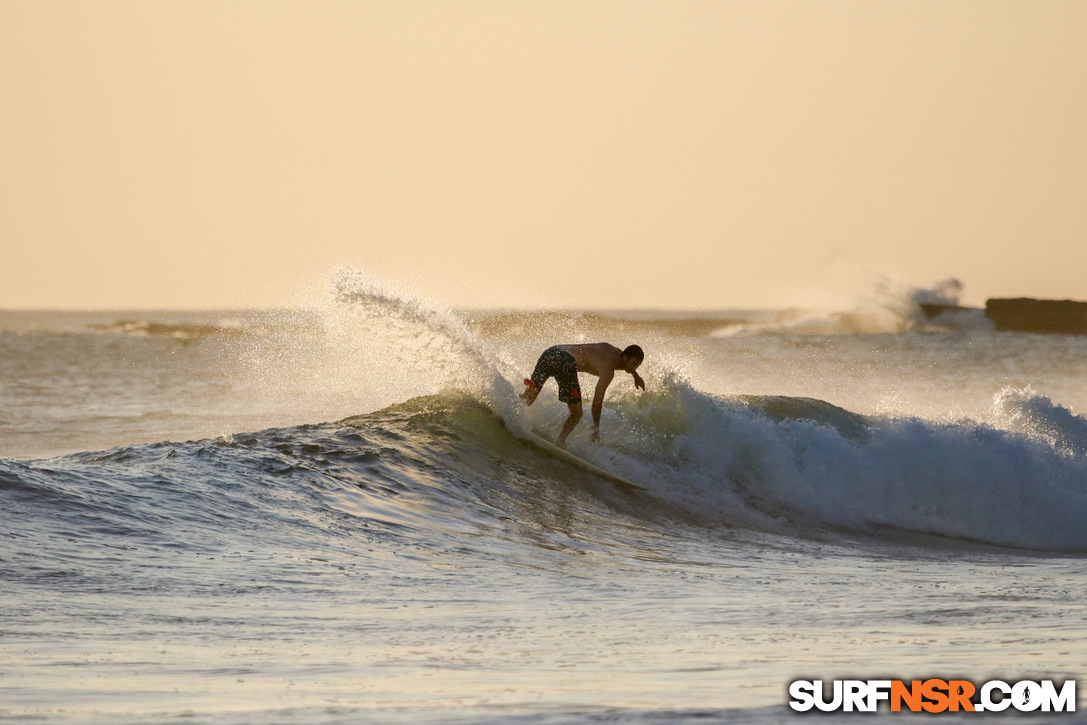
[789,679,1076,713]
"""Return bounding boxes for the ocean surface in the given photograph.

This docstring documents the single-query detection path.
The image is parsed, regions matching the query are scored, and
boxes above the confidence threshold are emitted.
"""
[3,273,1087,723]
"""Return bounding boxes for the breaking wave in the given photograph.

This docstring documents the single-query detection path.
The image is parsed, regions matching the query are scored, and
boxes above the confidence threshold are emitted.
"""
[6,268,1086,564]
[5,380,1087,563]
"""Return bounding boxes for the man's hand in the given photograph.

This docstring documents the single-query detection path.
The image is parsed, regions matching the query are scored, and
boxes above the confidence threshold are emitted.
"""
[632,371,645,391]
[590,426,601,442]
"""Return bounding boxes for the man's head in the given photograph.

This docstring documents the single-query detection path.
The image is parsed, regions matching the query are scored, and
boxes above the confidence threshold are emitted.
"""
[619,344,644,372]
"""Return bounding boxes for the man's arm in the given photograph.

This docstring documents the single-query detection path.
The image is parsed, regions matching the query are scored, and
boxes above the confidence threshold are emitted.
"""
[590,372,614,440]
[631,370,645,390]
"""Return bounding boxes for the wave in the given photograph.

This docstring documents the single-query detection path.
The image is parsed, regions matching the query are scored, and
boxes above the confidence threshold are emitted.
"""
[86,319,248,340]
[5,379,1087,566]
[718,277,992,335]
[637,381,1087,552]
[6,269,1086,562]
[515,374,1087,552]
[0,392,676,590]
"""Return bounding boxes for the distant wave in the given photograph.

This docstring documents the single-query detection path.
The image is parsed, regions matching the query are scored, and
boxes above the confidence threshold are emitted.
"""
[715,277,992,335]
[87,319,247,340]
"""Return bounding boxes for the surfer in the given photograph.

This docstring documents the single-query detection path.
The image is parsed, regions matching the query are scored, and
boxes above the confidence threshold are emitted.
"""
[521,343,645,448]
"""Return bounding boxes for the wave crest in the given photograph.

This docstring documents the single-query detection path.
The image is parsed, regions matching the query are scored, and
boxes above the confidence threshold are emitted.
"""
[572,377,1087,551]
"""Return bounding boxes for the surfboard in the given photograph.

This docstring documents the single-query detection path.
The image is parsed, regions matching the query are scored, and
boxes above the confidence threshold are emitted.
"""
[528,432,646,491]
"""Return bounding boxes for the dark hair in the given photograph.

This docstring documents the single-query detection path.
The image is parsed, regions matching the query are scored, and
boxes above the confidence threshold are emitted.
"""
[621,344,644,363]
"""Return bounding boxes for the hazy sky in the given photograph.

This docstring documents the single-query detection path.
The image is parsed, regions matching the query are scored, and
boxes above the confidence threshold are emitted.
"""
[2,1,1085,310]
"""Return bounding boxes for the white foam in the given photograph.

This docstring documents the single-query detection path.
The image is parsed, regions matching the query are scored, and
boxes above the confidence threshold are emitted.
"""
[993,386,1087,457]
[590,378,1087,551]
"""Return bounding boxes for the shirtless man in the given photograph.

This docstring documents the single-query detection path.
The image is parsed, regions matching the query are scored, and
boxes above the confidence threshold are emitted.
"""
[521,343,645,448]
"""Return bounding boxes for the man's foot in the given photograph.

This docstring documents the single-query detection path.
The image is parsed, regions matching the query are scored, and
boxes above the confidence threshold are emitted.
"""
[521,380,539,406]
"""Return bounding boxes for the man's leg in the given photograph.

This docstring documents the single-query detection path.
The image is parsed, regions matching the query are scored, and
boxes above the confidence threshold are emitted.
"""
[523,348,554,406]
[556,401,582,448]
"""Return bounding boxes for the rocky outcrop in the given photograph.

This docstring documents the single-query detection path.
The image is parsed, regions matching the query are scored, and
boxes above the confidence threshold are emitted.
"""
[985,298,1087,334]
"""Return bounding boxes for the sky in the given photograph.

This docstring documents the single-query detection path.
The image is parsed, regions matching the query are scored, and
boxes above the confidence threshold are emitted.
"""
[2,1,1086,310]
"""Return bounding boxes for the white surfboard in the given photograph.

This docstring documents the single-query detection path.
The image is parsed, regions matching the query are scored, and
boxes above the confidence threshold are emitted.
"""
[528,432,646,491]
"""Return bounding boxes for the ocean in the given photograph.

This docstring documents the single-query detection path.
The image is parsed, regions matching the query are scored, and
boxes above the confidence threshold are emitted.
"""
[3,272,1087,723]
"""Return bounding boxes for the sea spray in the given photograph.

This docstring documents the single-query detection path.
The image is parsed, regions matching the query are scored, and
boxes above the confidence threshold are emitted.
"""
[724,276,989,335]
[994,386,1087,457]
[230,267,523,428]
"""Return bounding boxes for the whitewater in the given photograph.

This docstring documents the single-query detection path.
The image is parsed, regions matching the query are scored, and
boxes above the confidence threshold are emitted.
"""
[3,272,1087,723]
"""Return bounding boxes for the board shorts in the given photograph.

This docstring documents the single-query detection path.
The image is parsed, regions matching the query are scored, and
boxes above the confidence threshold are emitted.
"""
[527,346,582,404]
